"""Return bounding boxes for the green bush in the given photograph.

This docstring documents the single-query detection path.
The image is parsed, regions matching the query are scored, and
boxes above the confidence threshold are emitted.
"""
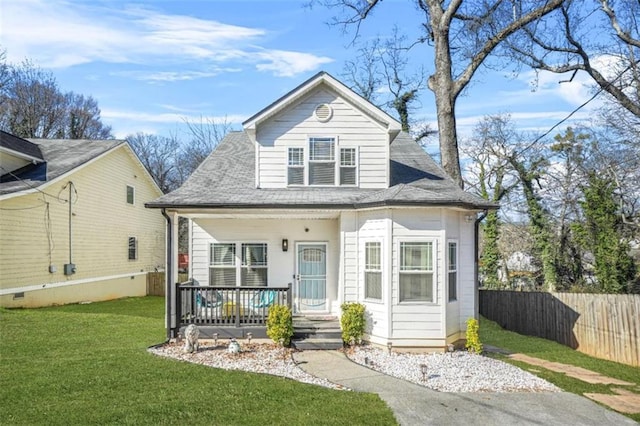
[340,302,366,345]
[266,304,293,346]
[465,317,483,354]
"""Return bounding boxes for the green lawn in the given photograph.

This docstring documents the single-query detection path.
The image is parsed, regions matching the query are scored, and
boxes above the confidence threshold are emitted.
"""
[480,316,640,422]
[0,297,397,425]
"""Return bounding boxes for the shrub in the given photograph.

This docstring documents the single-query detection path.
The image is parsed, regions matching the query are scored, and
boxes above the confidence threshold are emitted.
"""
[340,302,366,345]
[465,317,483,354]
[266,304,293,346]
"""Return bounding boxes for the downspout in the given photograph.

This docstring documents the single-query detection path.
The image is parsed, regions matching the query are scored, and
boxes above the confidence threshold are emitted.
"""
[161,208,173,339]
[474,210,488,319]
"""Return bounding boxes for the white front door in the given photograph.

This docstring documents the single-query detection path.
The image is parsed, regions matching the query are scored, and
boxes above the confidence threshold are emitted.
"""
[296,243,327,312]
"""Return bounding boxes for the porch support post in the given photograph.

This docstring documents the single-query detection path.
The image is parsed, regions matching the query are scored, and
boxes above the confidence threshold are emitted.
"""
[473,210,488,319]
[162,209,180,338]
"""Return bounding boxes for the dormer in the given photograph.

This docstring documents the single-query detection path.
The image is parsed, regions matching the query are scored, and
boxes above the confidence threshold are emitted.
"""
[0,131,45,176]
[243,72,402,189]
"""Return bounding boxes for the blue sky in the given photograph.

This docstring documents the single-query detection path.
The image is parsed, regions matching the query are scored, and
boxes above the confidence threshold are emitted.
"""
[2,0,601,146]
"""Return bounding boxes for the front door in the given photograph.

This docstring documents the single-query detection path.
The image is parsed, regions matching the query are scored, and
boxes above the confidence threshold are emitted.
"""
[296,243,327,312]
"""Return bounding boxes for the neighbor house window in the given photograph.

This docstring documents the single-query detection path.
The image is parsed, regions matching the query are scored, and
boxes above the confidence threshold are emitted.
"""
[126,185,135,204]
[340,148,357,185]
[365,242,382,300]
[241,243,268,287]
[309,137,335,185]
[288,148,304,185]
[209,243,268,287]
[399,242,434,302]
[128,237,138,260]
[448,242,457,302]
[210,243,236,286]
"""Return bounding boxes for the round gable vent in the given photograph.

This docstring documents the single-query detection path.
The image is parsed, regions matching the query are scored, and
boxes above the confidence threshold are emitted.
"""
[314,103,333,122]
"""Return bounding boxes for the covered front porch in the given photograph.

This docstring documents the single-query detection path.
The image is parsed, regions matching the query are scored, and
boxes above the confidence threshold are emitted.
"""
[163,209,342,338]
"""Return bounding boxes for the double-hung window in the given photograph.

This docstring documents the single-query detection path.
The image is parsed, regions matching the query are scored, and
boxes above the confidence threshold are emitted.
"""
[241,243,268,287]
[399,242,434,302]
[210,243,237,286]
[287,148,304,185]
[448,242,458,302]
[364,242,382,300]
[209,243,268,287]
[340,148,357,185]
[308,137,335,185]
[126,185,135,205]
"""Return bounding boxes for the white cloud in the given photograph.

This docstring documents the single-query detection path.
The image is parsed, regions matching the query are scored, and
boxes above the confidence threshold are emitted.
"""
[102,109,247,125]
[255,50,333,77]
[2,0,332,77]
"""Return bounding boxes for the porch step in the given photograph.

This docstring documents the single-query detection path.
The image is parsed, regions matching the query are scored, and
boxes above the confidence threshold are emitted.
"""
[292,317,343,350]
[292,338,344,351]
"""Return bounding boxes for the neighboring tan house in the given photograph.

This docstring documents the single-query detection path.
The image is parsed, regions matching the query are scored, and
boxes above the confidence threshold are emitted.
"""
[147,72,495,349]
[0,131,165,308]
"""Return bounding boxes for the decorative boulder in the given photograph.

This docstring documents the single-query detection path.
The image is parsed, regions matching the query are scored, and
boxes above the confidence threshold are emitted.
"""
[183,324,200,353]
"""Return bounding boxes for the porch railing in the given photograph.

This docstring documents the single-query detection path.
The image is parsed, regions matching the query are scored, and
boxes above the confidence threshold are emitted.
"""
[176,281,292,327]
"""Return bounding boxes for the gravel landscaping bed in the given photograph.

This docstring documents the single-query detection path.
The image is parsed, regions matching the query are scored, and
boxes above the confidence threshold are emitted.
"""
[149,342,346,390]
[150,342,559,393]
[346,345,560,393]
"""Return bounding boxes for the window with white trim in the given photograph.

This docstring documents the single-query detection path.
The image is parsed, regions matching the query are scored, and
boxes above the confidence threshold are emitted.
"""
[365,242,382,300]
[448,242,457,302]
[287,148,304,185]
[399,241,434,302]
[210,243,236,286]
[128,237,138,260]
[340,148,357,185]
[309,137,335,185]
[209,243,268,287]
[241,243,268,287]
[126,185,135,205]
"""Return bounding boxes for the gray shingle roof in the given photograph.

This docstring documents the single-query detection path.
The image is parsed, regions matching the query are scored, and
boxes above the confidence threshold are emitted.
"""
[0,138,123,196]
[146,131,496,210]
[0,131,44,162]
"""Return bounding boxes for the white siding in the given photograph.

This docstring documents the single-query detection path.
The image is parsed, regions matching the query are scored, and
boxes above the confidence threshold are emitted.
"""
[191,217,341,314]
[256,89,389,189]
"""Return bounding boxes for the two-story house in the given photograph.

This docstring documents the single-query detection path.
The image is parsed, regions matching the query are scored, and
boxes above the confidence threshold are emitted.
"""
[147,72,495,350]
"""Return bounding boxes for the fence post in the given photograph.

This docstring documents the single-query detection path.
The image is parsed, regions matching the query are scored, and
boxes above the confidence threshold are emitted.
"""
[287,282,293,310]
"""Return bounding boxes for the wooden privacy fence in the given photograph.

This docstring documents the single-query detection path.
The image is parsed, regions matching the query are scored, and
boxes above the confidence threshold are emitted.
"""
[146,272,188,296]
[480,290,640,367]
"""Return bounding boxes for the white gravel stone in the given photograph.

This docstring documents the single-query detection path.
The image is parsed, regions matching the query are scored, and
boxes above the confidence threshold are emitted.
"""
[346,346,560,393]
[150,342,559,393]
[148,342,346,390]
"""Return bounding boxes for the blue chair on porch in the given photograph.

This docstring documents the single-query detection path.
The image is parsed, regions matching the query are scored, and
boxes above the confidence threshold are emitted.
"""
[195,290,224,317]
[249,290,276,314]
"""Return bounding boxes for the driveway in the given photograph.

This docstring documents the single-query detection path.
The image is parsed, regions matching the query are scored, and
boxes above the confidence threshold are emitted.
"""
[293,351,638,426]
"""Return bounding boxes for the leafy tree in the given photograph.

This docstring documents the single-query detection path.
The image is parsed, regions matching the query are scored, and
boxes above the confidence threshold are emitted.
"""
[318,0,565,187]
[573,172,636,293]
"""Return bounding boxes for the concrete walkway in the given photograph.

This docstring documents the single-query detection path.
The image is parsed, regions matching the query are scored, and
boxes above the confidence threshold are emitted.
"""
[293,351,638,426]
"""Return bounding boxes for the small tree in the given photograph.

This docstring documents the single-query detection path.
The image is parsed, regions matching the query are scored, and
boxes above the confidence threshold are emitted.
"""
[340,302,366,345]
[266,305,294,347]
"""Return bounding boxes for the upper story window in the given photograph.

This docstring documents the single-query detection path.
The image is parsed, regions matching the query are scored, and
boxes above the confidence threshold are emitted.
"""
[126,185,135,205]
[309,137,335,185]
[288,148,304,185]
[340,148,357,185]
[286,138,358,187]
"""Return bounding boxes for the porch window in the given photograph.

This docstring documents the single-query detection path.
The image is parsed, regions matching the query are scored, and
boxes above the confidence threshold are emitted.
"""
[399,242,434,302]
[287,147,304,185]
[309,137,335,185]
[210,243,236,286]
[365,242,382,300]
[340,148,357,185]
[448,242,457,302]
[241,243,268,287]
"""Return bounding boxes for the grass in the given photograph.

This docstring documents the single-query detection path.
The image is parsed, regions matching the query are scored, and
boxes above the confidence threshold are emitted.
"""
[480,316,640,422]
[0,297,397,425]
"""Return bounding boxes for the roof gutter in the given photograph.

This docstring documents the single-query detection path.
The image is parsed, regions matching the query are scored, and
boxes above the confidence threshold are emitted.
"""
[474,210,488,319]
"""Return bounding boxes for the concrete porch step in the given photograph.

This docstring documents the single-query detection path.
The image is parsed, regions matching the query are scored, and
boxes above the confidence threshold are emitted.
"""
[292,338,343,351]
